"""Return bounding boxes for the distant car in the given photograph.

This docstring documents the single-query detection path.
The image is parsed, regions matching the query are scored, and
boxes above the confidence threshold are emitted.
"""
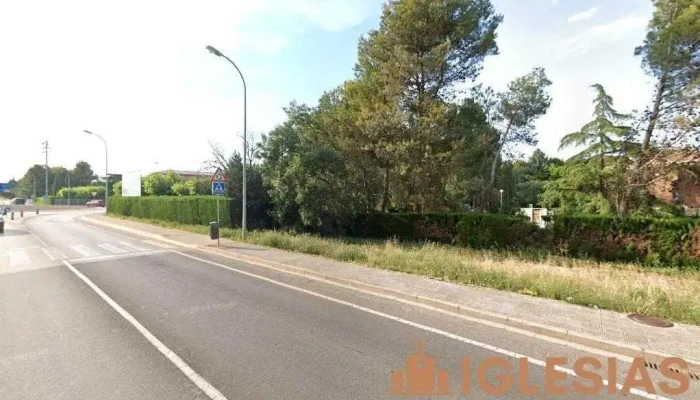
[10,198,26,205]
[86,199,105,207]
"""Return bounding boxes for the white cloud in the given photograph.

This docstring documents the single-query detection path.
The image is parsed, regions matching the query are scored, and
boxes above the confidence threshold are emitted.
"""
[568,6,599,22]
[562,15,648,57]
[552,0,560,6]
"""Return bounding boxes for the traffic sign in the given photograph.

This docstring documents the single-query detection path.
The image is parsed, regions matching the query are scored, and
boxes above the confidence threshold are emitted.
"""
[0,183,11,193]
[211,182,226,196]
[211,168,226,183]
[91,191,98,197]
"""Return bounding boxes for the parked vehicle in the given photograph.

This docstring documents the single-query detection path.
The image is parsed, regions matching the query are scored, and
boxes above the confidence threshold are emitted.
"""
[0,208,6,233]
[86,199,105,207]
[10,198,26,205]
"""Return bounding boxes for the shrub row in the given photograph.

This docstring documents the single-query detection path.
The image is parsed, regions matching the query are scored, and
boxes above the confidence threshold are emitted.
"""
[108,196,233,227]
[107,196,700,269]
[36,196,92,205]
[552,215,700,268]
[353,212,700,269]
[352,213,545,248]
[57,186,105,199]
[107,196,274,229]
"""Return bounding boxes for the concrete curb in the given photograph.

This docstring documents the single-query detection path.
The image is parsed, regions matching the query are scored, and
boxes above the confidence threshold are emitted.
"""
[81,215,700,378]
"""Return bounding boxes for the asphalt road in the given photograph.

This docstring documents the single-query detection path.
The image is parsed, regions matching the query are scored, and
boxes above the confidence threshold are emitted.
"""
[1,211,697,399]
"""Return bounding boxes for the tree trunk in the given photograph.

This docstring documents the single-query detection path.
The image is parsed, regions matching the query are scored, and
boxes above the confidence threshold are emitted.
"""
[489,121,512,186]
[381,164,391,213]
[641,73,667,152]
[623,73,667,215]
[598,140,605,195]
[489,150,501,186]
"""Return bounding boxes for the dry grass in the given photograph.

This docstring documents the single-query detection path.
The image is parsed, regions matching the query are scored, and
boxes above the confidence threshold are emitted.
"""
[110,215,700,324]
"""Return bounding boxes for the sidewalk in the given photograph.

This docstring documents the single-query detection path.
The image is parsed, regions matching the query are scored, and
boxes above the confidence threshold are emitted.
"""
[83,214,700,374]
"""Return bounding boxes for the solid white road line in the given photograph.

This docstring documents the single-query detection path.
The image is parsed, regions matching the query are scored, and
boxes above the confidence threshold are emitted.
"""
[118,241,147,252]
[8,250,31,266]
[172,250,668,400]
[97,243,128,254]
[41,247,56,261]
[54,249,67,259]
[62,260,228,400]
[70,245,100,258]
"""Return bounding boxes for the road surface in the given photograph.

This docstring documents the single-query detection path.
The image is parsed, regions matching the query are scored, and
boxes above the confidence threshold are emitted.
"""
[0,211,697,399]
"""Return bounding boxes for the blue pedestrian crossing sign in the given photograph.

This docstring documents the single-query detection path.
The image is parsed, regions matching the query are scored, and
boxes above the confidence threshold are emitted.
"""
[211,181,226,195]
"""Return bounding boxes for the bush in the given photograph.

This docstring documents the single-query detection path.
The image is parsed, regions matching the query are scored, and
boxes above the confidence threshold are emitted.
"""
[108,196,232,227]
[352,212,700,269]
[552,215,700,269]
[36,196,56,205]
[56,186,105,199]
[108,196,274,230]
[352,212,545,249]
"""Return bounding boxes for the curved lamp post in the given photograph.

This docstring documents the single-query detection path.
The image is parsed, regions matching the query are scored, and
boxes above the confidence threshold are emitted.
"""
[206,45,247,237]
[84,130,108,211]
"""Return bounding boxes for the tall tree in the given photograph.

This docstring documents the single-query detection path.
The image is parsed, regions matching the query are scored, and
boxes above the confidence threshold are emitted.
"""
[72,161,96,186]
[50,167,69,195]
[354,0,503,211]
[559,84,632,194]
[17,165,49,198]
[487,67,553,185]
[635,0,699,150]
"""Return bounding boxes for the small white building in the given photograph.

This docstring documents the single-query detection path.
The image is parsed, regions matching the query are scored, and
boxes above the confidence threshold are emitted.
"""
[519,206,550,228]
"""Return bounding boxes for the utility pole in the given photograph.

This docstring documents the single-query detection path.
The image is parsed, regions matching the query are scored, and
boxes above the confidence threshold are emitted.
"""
[41,141,49,199]
[67,172,71,206]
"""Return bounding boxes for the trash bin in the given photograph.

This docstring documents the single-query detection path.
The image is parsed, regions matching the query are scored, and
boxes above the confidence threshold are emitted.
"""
[210,222,219,240]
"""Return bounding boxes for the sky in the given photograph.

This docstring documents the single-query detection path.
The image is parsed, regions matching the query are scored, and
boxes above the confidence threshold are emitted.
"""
[0,0,655,182]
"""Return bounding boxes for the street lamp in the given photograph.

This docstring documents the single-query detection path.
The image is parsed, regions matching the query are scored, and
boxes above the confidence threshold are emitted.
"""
[84,130,108,211]
[499,189,504,213]
[206,44,247,238]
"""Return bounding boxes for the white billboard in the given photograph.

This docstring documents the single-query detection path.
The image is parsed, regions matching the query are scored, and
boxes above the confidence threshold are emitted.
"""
[122,172,142,197]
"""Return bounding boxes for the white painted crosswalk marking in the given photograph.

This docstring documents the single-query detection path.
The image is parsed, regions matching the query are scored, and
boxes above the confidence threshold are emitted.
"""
[70,245,100,257]
[118,241,146,252]
[8,250,31,266]
[142,240,175,249]
[41,247,56,260]
[97,243,128,254]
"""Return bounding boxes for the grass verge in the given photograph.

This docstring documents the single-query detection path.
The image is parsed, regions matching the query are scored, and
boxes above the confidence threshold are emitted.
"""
[108,214,700,325]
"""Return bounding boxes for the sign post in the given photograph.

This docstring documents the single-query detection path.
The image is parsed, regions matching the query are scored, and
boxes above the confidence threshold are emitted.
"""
[91,191,98,213]
[211,168,226,246]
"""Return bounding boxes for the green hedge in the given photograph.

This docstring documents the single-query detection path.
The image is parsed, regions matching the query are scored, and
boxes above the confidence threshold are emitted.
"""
[352,212,545,248]
[552,215,700,269]
[107,198,700,269]
[57,186,105,199]
[108,196,233,227]
[107,196,274,230]
[352,212,700,269]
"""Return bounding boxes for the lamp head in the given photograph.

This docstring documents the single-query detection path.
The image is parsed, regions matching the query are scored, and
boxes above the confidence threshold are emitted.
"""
[206,45,223,57]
